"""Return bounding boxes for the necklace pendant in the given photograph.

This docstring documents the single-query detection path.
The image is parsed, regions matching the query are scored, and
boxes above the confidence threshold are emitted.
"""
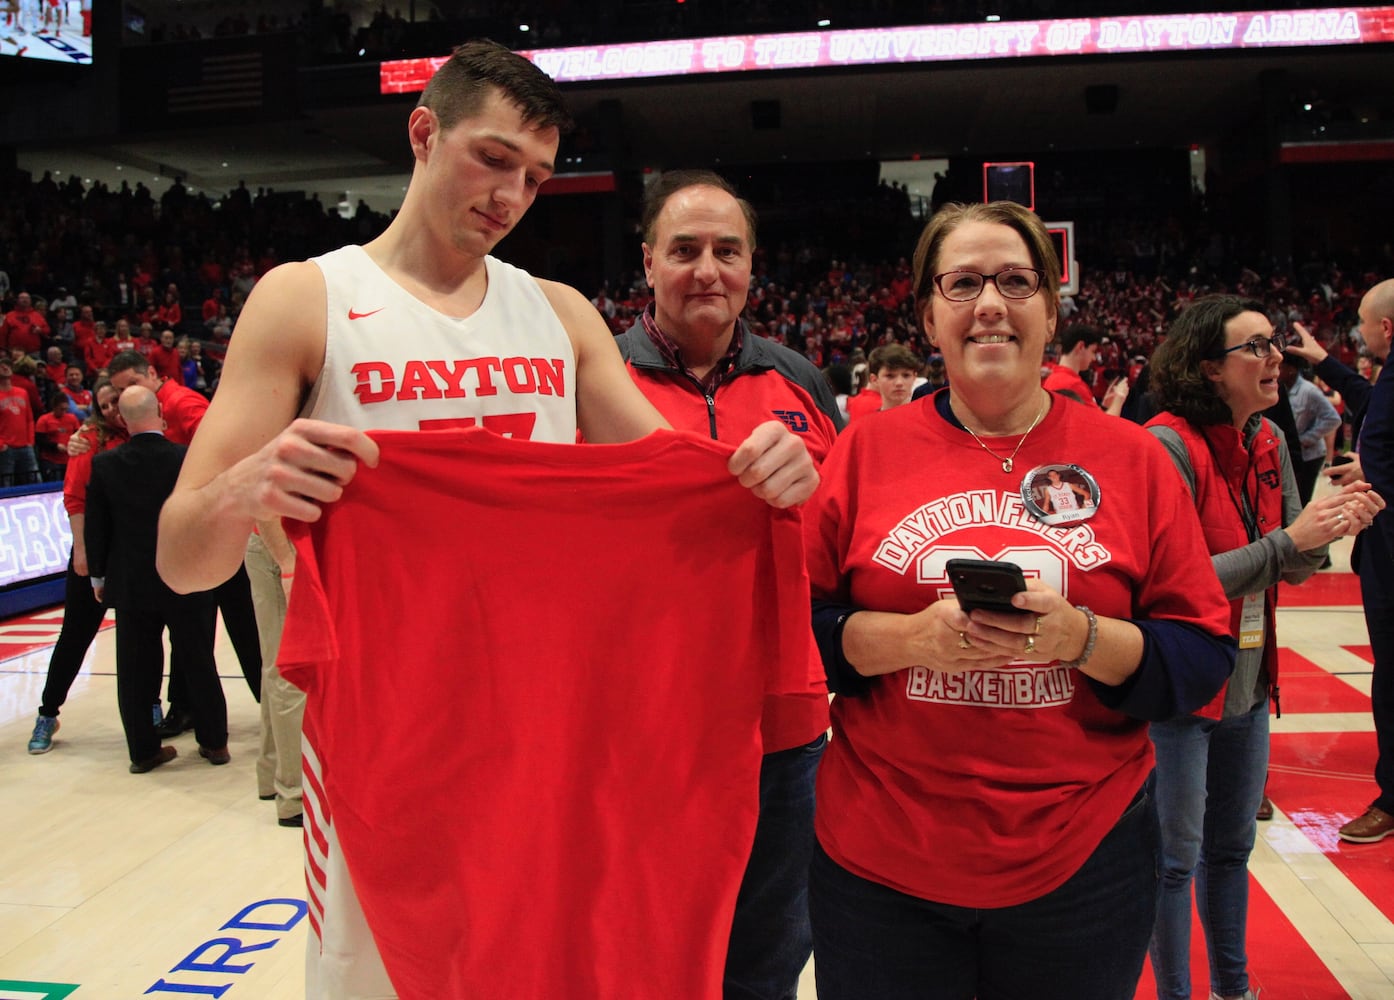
[1002,459,1013,473]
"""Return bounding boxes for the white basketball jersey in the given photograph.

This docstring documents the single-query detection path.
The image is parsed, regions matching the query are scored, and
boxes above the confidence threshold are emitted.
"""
[1046,481,1081,512]
[299,246,578,999]
[304,246,577,443]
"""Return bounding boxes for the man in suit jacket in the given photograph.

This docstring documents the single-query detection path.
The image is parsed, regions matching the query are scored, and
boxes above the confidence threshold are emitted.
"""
[86,385,228,773]
[1289,282,1394,842]
[107,349,262,732]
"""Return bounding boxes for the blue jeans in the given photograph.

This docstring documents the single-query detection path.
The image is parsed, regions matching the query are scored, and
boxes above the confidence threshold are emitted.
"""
[724,731,825,1000]
[1149,702,1270,1000]
[0,444,38,486]
[809,778,1159,1000]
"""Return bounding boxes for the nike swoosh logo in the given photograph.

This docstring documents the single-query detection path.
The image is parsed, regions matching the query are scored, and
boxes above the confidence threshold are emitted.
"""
[348,307,385,320]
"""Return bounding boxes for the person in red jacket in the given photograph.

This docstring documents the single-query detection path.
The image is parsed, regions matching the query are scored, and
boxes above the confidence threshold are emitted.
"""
[1,292,50,356]
[614,169,840,1000]
[83,320,118,374]
[72,304,97,355]
[147,328,183,383]
[10,352,44,417]
[36,390,82,481]
[110,317,139,355]
[61,365,93,417]
[1144,295,1384,1000]
[844,381,881,420]
[0,356,38,485]
[106,350,208,444]
[155,287,183,330]
[43,345,67,386]
[1044,323,1128,415]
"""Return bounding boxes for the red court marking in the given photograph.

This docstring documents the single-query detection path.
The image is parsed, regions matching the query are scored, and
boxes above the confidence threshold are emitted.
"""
[1279,571,1363,607]
[1341,644,1374,666]
[1276,649,1372,713]
[1137,875,1346,998]
[0,605,113,663]
[1270,732,1394,928]
[0,606,68,629]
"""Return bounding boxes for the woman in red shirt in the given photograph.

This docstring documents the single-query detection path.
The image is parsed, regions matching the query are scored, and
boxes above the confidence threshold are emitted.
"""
[27,380,129,754]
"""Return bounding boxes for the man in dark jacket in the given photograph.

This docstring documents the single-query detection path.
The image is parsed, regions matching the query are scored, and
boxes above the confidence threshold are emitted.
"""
[1290,285,1394,842]
[86,385,228,773]
[615,169,840,1000]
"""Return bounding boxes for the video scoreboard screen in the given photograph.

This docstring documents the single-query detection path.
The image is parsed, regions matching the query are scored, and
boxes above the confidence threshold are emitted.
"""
[1,0,93,65]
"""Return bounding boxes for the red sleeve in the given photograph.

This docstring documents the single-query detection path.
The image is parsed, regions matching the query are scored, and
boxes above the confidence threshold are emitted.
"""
[160,383,210,443]
[63,434,97,515]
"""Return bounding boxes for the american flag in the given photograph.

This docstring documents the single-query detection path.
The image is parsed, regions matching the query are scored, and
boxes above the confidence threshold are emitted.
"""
[166,50,263,115]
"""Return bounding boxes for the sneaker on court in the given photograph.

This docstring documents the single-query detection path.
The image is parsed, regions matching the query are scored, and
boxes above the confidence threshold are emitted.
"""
[28,715,59,754]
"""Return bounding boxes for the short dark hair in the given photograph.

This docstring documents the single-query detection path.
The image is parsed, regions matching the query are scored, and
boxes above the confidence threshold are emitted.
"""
[911,201,1060,329]
[1149,294,1269,426]
[418,39,573,133]
[641,169,758,249]
[868,343,922,376]
[1059,323,1106,353]
[107,351,153,377]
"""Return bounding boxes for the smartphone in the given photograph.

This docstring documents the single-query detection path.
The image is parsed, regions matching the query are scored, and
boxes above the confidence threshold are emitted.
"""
[1331,454,1353,467]
[946,559,1029,614]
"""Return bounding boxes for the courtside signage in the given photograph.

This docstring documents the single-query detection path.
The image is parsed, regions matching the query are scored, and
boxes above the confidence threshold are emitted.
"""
[144,898,307,996]
[0,488,69,590]
[382,6,1394,91]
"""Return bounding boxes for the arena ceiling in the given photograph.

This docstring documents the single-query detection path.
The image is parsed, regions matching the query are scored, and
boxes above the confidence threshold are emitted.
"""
[16,42,1392,212]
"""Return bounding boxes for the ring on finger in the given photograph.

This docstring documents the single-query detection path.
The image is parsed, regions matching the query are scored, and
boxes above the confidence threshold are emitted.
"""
[1024,635,1036,655]
[958,632,972,650]
[1033,615,1044,636]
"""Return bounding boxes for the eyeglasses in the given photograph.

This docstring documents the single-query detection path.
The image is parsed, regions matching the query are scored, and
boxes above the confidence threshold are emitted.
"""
[1218,331,1291,359]
[932,267,1044,302]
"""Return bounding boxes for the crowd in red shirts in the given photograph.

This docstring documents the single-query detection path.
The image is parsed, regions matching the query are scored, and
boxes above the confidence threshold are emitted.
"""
[2,157,1387,485]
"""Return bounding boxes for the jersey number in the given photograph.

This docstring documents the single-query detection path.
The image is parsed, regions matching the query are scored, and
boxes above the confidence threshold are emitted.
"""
[417,413,537,440]
[918,545,1069,600]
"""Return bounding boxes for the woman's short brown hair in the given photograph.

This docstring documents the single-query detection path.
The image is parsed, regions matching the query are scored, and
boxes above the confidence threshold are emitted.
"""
[911,201,1061,329]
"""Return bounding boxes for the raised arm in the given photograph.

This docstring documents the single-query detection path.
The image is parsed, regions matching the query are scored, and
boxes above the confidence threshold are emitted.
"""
[157,262,378,594]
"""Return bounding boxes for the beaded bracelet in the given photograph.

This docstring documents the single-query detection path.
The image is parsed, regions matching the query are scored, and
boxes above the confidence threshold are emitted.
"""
[1059,605,1097,669]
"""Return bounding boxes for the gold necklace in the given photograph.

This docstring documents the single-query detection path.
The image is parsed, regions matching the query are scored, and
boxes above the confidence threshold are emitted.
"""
[957,396,1049,474]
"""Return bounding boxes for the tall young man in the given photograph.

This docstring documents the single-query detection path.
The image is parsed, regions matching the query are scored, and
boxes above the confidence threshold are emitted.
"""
[156,42,815,999]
